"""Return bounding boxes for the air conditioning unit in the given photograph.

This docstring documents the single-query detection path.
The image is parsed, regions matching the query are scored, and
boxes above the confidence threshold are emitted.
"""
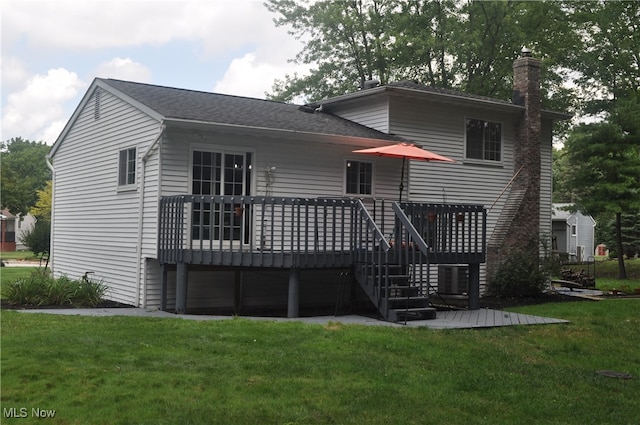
[438,265,469,295]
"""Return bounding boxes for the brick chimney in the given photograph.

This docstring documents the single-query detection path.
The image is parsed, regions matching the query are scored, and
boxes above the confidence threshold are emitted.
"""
[486,48,542,286]
[511,47,541,245]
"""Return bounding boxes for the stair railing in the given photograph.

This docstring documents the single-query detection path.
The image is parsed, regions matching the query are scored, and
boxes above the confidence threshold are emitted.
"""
[391,203,431,302]
[488,164,524,213]
[354,199,391,308]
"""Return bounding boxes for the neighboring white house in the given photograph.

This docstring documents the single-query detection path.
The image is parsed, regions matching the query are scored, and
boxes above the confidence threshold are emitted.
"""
[552,203,596,262]
[0,209,37,252]
[48,51,569,319]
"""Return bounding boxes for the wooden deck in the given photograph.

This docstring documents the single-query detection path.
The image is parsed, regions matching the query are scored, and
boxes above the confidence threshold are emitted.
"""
[401,308,569,329]
[158,195,489,319]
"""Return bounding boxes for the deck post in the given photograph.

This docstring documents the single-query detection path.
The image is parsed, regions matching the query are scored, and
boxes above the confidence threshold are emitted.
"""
[160,264,167,311]
[287,268,300,318]
[468,263,480,310]
[176,262,188,314]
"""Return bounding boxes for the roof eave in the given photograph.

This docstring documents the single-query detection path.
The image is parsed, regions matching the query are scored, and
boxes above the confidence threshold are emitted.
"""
[162,117,407,145]
[312,85,571,119]
[311,85,524,113]
[542,109,572,121]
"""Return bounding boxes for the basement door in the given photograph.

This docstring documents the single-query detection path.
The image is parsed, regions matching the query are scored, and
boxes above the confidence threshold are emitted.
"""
[191,150,252,245]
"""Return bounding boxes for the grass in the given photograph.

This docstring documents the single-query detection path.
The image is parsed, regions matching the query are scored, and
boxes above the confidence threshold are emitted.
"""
[0,251,38,261]
[1,300,639,425]
[1,267,38,284]
[558,257,640,293]
[594,257,640,280]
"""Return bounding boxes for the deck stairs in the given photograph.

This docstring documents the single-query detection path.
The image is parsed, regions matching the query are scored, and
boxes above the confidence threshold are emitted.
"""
[352,199,437,323]
[361,264,436,322]
[355,262,437,322]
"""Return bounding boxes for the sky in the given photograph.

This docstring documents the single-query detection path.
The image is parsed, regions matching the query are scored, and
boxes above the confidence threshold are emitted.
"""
[1,0,311,145]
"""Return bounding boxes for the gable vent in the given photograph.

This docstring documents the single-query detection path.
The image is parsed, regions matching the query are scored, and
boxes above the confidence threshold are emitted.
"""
[94,88,101,120]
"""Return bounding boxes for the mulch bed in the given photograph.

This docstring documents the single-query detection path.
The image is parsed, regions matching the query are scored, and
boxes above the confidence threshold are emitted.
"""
[0,299,135,310]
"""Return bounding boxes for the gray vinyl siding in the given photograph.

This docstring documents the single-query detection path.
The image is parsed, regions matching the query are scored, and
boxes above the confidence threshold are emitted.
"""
[540,120,554,251]
[160,127,401,200]
[387,98,519,292]
[51,88,160,306]
[388,97,517,229]
[143,127,403,308]
[567,213,596,258]
[328,98,389,133]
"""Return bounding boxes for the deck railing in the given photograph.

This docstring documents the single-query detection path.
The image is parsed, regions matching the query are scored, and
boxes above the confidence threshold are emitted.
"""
[158,195,357,268]
[158,196,487,268]
[399,202,487,264]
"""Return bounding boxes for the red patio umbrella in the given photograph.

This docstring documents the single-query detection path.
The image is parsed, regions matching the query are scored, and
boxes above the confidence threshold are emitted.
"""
[353,142,455,201]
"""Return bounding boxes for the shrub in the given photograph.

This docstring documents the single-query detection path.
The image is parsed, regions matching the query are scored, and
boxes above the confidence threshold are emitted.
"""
[19,219,50,255]
[3,270,108,307]
[3,269,51,306]
[74,275,108,307]
[487,249,547,298]
[45,275,76,306]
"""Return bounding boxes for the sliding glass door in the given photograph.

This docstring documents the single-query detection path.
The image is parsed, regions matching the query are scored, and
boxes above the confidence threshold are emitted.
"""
[191,150,252,244]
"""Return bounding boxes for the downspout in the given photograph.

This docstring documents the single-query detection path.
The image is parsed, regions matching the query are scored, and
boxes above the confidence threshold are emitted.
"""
[45,156,55,272]
[136,121,165,307]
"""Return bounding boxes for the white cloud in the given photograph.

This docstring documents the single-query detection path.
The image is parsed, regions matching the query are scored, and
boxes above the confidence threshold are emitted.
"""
[214,53,280,98]
[212,13,311,100]
[94,58,152,82]
[1,57,29,92]
[2,0,296,56]
[213,52,312,100]
[0,0,310,142]
[1,68,86,144]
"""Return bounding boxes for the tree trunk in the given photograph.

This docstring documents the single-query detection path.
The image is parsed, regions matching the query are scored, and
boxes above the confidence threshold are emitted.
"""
[615,212,628,279]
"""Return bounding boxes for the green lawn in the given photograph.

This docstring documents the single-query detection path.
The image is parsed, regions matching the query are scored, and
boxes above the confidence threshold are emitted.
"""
[594,257,640,280]
[0,251,38,261]
[0,267,39,295]
[1,300,638,425]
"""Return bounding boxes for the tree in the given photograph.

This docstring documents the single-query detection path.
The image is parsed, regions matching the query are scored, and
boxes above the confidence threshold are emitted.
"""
[567,1,640,113]
[0,138,51,217]
[20,180,53,256]
[265,0,577,114]
[552,147,572,203]
[265,0,401,102]
[600,212,640,259]
[30,180,53,220]
[563,96,640,279]
[20,219,51,256]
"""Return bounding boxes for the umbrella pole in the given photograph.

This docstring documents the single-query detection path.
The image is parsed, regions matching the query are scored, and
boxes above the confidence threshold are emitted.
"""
[399,157,405,202]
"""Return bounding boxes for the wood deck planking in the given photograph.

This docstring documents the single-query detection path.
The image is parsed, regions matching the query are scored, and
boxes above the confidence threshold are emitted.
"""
[404,308,569,329]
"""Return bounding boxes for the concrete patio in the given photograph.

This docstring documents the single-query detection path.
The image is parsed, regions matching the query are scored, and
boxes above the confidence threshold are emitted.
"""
[15,307,569,329]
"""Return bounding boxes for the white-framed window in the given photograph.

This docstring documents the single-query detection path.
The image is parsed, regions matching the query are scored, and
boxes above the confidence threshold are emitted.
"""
[118,147,137,187]
[571,224,577,236]
[345,159,373,195]
[465,118,502,162]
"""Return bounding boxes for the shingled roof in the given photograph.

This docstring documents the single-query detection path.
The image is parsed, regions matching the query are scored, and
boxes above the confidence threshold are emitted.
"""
[100,79,404,142]
[386,80,516,106]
